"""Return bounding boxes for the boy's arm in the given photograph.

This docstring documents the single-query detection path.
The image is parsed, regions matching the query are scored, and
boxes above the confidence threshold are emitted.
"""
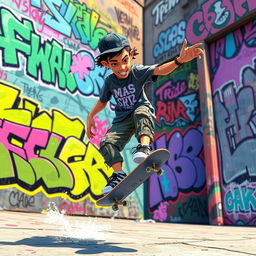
[153,39,204,76]
[86,100,107,138]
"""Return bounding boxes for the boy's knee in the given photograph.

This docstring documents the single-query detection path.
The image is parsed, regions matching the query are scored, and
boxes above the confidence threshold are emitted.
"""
[134,106,155,125]
[99,142,123,167]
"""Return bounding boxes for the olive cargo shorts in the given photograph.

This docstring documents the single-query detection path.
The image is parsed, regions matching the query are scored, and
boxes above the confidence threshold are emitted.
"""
[99,106,155,166]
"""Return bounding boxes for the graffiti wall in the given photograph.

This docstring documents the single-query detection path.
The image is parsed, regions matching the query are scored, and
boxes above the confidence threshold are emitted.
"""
[186,0,256,44]
[0,0,143,218]
[144,0,256,64]
[145,60,209,223]
[143,0,211,223]
[209,20,256,225]
[144,0,256,224]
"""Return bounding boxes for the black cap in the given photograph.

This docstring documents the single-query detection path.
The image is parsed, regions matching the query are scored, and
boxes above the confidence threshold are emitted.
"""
[97,33,130,57]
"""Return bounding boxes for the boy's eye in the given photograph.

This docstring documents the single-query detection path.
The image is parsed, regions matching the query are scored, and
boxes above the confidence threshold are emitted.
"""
[123,58,128,63]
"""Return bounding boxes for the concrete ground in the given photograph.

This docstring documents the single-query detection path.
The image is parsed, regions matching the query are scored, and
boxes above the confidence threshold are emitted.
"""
[0,210,255,256]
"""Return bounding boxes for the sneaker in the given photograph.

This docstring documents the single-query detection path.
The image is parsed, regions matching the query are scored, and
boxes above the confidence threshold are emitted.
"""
[132,144,151,163]
[102,172,127,195]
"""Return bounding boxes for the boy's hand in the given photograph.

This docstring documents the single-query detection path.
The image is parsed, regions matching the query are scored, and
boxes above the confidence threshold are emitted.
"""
[86,114,96,139]
[178,39,204,64]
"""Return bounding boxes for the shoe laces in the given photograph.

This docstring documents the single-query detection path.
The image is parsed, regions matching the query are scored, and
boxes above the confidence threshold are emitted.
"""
[107,173,125,187]
[132,144,151,154]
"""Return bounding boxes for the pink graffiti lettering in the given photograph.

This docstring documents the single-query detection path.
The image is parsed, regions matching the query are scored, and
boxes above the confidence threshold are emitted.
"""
[0,120,30,159]
[59,202,91,214]
[156,100,189,124]
[235,0,256,16]
[186,11,208,44]
[0,119,64,161]
[0,70,8,80]
[23,129,49,159]
[12,0,46,32]
[90,116,110,147]
[155,80,186,101]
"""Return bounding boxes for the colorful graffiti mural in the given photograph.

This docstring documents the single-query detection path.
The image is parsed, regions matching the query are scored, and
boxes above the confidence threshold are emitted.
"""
[186,0,256,44]
[151,0,256,63]
[145,59,208,223]
[0,0,144,218]
[0,6,113,103]
[154,60,201,131]
[0,81,112,201]
[209,19,256,225]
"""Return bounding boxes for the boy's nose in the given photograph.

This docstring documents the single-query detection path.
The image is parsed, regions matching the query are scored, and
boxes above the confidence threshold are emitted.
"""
[120,64,126,70]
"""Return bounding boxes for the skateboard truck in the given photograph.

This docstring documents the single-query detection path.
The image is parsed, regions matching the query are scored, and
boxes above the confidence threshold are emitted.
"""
[112,197,127,211]
[145,163,164,176]
[96,149,170,210]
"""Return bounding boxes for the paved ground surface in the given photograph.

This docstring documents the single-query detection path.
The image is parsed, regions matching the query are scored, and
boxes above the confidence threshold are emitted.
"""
[0,210,256,256]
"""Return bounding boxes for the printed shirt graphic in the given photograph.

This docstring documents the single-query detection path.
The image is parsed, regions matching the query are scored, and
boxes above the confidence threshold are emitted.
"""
[100,64,158,123]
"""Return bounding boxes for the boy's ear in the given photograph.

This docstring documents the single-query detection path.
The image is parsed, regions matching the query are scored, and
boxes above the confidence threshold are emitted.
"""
[101,60,109,68]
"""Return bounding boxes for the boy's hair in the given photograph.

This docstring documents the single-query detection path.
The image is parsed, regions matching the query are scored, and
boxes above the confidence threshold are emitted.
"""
[95,46,139,67]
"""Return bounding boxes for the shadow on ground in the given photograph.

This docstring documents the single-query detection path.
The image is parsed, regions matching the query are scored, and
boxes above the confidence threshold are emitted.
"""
[0,236,138,254]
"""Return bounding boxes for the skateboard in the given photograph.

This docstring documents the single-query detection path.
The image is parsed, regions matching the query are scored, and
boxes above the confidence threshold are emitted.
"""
[96,148,170,211]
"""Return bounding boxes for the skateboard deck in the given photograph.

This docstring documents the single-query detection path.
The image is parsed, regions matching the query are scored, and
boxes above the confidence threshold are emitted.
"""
[96,148,170,210]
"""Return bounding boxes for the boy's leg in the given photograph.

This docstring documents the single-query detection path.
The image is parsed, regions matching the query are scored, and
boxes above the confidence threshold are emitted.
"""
[99,115,135,194]
[100,143,127,194]
[112,161,123,172]
[132,106,155,163]
[140,134,151,146]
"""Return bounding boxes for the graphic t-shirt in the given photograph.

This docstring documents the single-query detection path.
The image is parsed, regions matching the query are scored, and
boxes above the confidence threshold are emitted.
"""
[99,64,158,123]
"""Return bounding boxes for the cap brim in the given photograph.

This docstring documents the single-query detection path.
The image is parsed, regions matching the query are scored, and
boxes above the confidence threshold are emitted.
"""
[96,45,129,58]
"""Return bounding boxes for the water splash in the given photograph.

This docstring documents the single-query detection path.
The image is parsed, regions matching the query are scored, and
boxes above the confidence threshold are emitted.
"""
[44,202,111,242]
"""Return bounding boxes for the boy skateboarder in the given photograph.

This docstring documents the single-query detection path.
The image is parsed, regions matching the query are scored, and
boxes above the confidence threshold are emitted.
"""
[87,33,203,194]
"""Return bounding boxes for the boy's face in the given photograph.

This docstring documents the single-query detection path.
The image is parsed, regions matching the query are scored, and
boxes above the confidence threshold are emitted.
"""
[101,49,133,79]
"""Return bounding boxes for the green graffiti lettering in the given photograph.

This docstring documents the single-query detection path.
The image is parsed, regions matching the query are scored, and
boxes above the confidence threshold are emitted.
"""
[0,143,14,179]
[29,157,64,189]
[234,187,244,211]
[225,190,234,212]
[241,186,256,211]
[50,40,65,86]
[0,8,32,66]
[83,143,112,196]
[13,154,36,185]
[225,186,256,213]
[37,135,74,189]
[62,50,77,93]
[74,8,106,50]
[0,8,77,95]
[27,33,52,82]
[59,137,89,197]
[89,10,106,50]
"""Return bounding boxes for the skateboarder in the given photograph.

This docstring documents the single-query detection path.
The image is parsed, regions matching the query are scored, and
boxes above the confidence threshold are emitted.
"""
[86,33,204,194]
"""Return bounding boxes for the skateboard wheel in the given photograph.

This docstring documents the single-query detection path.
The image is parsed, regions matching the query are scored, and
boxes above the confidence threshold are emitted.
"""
[146,166,153,173]
[112,204,119,211]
